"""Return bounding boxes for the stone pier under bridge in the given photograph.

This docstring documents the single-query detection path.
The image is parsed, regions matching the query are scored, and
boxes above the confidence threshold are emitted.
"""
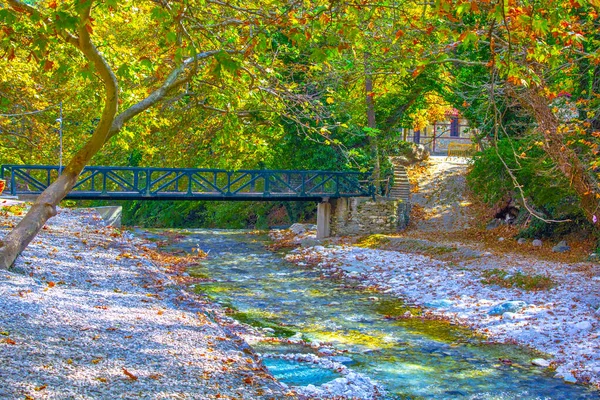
[317,197,410,239]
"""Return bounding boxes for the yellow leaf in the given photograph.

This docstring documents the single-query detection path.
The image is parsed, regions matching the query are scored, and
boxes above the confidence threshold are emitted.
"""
[326,97,334,104]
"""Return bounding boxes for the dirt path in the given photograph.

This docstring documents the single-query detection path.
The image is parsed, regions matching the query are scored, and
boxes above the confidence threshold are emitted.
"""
[408,155,475,232]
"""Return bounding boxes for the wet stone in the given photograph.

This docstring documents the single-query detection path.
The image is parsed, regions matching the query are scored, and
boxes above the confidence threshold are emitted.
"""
[552,241,571,253]
[488,301,527,316]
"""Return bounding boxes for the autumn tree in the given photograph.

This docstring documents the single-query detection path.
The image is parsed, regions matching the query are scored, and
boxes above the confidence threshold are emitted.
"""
[0,0,336,269]
[431,0,600,223]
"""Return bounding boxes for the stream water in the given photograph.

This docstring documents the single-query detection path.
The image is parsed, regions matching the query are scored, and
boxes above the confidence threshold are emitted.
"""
[139,229,599,399]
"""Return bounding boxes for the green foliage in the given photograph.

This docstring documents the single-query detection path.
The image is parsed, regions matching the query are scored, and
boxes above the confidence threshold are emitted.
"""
[113,200,292,229]
[468,137,581,218]
[481,269,554,291]
[227,310,296,338]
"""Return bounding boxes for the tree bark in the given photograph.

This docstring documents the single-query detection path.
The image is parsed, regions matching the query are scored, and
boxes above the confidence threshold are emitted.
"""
[0,5,228,270]
[512,87,600,224]
[364,52,381,183]
[0,3,118,270]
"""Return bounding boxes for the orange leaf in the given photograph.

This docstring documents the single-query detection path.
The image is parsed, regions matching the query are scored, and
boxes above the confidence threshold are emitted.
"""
[3,338,16,345]
[47,281,55,288]
[122,367,138,380]
[44,60,54,71]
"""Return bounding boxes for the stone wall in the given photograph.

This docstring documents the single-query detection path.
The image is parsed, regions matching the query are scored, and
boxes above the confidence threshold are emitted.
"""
[330,197,410,236]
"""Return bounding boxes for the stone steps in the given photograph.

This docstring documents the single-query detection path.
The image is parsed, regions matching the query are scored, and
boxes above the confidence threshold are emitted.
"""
[388,163,410,201]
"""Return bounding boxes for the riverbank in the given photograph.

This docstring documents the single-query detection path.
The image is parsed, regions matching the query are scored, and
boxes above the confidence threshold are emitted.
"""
[0,204,291,399]
[274,226,600,391]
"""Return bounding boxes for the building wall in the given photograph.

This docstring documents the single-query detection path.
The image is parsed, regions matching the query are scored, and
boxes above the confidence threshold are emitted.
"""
[402,118,476,153]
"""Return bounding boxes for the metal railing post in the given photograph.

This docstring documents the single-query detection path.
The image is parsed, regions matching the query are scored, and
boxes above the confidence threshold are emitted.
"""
[226,171,232,195]
[10,168,16,195]
[264,171,270,196]
[101,169,107,194]
[145,168,151,196]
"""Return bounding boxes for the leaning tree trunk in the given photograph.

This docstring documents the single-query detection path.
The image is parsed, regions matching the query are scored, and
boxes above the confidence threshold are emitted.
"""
[0,3,119,270]
[364,52,381,183]
[513,87,600,225]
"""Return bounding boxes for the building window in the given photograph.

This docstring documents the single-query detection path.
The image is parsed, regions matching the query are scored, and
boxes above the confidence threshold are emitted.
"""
[450,117,459,137]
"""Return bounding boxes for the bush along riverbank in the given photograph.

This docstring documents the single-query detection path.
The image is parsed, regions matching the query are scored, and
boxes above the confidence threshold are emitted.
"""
[272,224,600,391]
[0,203,291,399]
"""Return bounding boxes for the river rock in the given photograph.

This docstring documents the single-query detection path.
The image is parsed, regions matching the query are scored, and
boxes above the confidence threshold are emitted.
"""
[424,299,454,308]
[532,239,543,247]
[517,238,527,245]
[318,348,335,356]
[329,356,353,364]
[531,358,551,367]
[289,223,308,235]
[262,327,275,334]
[573,320,592,331]
[502,312,517,320]
[563,373,578,384]
[300,237,319,247]
[486,219,502,230]
[552,240,571,253]
[488,301,527,316]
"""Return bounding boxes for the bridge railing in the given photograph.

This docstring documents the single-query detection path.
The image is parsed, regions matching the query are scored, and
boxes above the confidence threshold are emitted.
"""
[0,165,374,200]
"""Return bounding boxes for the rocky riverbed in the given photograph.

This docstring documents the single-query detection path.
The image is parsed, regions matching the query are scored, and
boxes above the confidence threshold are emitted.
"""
[0,203,291,399]
[275,225,600,391]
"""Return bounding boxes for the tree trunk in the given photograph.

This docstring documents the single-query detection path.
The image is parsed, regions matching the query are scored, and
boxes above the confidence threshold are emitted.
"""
[513,87,600,224]
[364,52,380,183]
[0,2,119,270]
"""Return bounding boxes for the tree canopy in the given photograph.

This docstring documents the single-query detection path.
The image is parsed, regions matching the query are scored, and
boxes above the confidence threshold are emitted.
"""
[1,0,599,268]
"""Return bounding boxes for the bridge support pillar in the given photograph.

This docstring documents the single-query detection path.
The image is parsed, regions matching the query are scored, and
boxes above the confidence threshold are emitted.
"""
[316,200,331,239]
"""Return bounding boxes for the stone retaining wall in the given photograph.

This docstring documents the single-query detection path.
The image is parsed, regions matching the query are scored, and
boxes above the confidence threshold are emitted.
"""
[330,197,410,236]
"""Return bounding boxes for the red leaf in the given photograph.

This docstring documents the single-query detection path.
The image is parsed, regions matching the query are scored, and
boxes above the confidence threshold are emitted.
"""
[122,367,138,380]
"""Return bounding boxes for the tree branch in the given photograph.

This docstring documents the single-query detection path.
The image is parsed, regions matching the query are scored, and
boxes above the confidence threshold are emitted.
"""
[107,50,227,140]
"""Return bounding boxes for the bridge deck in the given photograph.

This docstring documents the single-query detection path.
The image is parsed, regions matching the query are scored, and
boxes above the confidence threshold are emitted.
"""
[1,165,374,201]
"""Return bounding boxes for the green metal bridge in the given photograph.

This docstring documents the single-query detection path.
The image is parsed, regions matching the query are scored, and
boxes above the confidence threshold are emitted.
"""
[0,165,374,201]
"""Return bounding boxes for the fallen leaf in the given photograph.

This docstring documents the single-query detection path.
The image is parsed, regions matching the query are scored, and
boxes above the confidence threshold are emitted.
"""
[34,385,47,391]
[122,367,138,381]
[3,338,16,345]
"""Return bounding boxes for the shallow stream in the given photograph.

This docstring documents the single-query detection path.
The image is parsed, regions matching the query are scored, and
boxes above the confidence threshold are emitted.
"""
[139,229,598,399]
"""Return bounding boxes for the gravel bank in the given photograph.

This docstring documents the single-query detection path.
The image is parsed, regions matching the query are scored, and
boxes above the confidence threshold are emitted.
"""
[0,205,292,399]
[277,229,600,391]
